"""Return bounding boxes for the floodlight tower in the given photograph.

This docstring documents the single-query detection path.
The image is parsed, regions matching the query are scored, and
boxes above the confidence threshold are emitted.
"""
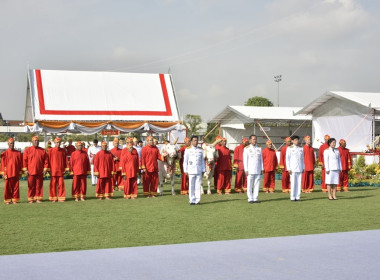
[274,75,282,107]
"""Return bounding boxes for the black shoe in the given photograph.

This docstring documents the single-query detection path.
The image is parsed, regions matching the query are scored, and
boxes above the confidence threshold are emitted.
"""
[190,203,195,205]
[195,202,201,205]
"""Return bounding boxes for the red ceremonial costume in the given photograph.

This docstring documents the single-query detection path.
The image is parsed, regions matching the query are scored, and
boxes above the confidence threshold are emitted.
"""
[120,147,140,199]
[178,145,189,195]
[70,150,91,199]
[262,147,278,192]
[141,145,164,197]
[65,145,76,157]
[110,146,123,190]
[23,146,49,202]
[48,147,69,201]
[94,150,114,198]
[302,145,316,192]
[318,143,329,192]
[233,144,247,193]
[216,145,232,194]
[1,149,23,203]
[279,146,290,193]
[338,146,352,191]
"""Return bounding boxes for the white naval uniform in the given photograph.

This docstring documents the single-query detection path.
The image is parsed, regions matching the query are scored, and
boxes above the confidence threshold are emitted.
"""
[324,148,342,184]
[286,145,304,201]
[183,145,205,204]
[243,144,263,202]
[133,145,143,184]
[88,145,101,185]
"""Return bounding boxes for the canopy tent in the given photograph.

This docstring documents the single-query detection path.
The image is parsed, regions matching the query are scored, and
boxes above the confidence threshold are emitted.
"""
[209,106,311,150]
[24,69,182,134]
[295,91,380,152]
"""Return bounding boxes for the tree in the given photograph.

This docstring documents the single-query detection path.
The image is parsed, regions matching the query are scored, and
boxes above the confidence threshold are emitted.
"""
[183,114,202,136]
[244,96,274,107]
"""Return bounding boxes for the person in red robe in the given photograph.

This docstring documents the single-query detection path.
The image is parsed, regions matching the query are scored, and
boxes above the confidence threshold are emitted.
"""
[22,136,49,203]
[1,138,23,204]
[302,135,316,193]
[338,139,352,192]
[94,141,114,200]
[141,136,166,197]
[318,134,330,193]
[178,137,191,195]
[48,137,69,202]
[110,138,123,191]
[233,138,249,193]
[70,141,91,201]
[216,137,232,194]
[279,137,291,193]
[214,136,222,189]
[262,139,278,193]
[65,138,76,157]
[120,138,140,199]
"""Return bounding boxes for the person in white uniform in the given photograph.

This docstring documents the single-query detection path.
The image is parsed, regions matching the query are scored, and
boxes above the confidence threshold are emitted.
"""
[243,135,263,204]
[324,138,342,200]
[183,136,205,205]
[88,139,102,186]
[286,135,304,201]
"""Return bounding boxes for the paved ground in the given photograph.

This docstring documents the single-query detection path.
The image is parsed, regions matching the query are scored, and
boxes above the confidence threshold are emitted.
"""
[1,230,379,280]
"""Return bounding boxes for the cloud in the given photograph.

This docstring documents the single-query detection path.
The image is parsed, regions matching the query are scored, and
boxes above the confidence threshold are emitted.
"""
[177,88,198,101]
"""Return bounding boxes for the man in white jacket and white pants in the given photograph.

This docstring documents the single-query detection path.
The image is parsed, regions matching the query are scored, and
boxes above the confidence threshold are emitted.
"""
[243,135,263,203]
[286,135,304,201]
[183,136,205,205]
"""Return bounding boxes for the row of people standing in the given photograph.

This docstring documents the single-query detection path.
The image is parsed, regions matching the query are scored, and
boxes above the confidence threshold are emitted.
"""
[0,136,145,204]
[210,134,352,202]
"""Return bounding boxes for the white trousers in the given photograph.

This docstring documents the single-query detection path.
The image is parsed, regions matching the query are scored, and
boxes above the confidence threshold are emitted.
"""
[247,174,261,202]
[290,172,302,200]
[188,174,202,204]
[90,164,98,185]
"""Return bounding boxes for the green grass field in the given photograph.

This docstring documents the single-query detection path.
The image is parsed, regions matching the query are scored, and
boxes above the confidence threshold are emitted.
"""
[1,177,379,255]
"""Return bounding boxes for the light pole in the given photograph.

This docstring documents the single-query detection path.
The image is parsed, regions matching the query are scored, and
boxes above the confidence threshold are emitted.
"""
[274,75,282,107]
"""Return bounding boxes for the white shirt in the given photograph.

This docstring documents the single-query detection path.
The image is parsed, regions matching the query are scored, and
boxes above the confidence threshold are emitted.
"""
[286,145,304,172]
[183,146,205,175]
[324,148,342,172]
[88,145,101,164]
[243,144,263,175]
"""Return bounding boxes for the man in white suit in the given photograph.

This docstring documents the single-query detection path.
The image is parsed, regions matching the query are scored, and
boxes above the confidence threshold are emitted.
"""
[243,135,263,204]
[183,136,205,205]
[286,135,304,201]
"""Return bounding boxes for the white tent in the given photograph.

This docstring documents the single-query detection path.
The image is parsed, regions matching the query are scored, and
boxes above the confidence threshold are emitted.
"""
[24,69,182,134]
[209,106,311,150]
[295,91,380,152]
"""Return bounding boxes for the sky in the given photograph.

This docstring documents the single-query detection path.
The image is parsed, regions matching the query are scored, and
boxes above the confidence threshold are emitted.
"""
[1,0,380,123]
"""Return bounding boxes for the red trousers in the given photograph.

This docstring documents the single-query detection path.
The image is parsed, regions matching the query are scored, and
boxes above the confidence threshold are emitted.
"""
[112,171,123,190]
[143,171,158,196]
[302,170,314,192]
[321,169,327,191]
[180,173,189,195]
[28,174,44,201]
[263,171,275,192]
[4,177,20,203]
[338,170,349,191]
[124,177,138,199]
[72,174,87,198]
[49,176,66,201]
[234,170,247,192]
[282,171,290,193]
[217,170,231,194]
[96,177,113,198]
